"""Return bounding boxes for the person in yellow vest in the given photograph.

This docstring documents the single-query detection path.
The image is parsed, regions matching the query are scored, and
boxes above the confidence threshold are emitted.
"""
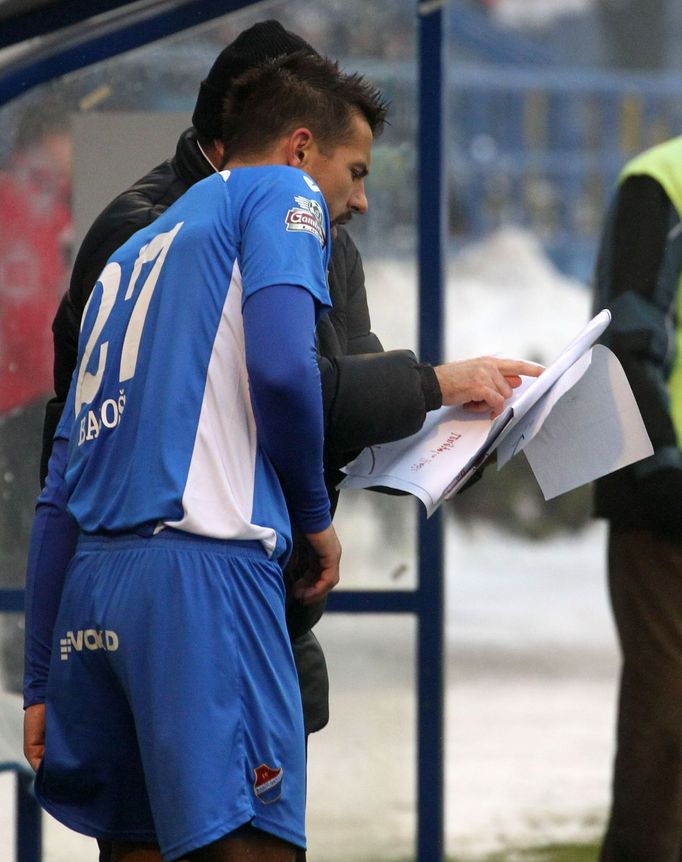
[593,135,682,862]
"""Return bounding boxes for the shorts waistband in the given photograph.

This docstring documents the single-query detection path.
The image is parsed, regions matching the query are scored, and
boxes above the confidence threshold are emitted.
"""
[77,528,269,559]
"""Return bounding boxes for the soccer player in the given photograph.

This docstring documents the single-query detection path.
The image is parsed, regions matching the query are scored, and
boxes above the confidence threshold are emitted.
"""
[24,45,542,862]
[23,53,383,862]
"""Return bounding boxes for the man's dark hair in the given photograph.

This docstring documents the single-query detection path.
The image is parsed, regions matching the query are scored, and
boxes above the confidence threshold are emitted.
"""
[220,52,389,163]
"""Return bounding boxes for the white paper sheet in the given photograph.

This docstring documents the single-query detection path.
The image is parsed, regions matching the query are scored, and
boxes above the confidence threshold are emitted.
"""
[522,345,653,499]
[339,310,652,515]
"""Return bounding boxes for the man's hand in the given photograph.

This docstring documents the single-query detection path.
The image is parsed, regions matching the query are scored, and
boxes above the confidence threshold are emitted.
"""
[293,524,341,605]
[24,703,46,772]
[435,357,543,418]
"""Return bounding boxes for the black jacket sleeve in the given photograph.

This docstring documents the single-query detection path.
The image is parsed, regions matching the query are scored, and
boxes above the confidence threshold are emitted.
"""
[319,228,441,470]
[320,349,435,455]
[594,174,682,537]
[596,176,679,453]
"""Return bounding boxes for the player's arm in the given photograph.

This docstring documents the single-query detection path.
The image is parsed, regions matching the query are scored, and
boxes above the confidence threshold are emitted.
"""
[243,284,340,602]
[23,436,79,770]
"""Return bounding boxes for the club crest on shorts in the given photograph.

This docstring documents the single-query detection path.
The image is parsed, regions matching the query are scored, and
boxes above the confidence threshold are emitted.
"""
[253,763,284,804]
[285,196,326,247]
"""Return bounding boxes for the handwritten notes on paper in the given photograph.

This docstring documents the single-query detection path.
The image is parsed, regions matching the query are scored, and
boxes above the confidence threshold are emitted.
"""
[339,311,654,515]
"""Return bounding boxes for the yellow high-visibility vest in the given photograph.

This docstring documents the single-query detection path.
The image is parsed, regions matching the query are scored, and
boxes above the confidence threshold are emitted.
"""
[621,135,682,445]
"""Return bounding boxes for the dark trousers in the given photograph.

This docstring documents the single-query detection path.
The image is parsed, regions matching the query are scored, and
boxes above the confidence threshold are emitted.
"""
[600,527,682,862]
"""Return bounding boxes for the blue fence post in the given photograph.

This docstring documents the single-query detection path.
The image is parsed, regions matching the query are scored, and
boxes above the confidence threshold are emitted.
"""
[418,2,446,860]
[16,773,41,862]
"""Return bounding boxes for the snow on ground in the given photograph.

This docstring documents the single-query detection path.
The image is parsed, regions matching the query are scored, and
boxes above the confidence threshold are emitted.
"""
[2,228,619,860]
[301,512,616,861]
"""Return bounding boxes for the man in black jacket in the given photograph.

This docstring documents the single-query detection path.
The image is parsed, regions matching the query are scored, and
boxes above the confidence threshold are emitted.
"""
[40,19,540,861]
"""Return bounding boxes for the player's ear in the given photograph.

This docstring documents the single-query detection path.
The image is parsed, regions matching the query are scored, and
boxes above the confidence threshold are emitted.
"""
[286,128,314,168]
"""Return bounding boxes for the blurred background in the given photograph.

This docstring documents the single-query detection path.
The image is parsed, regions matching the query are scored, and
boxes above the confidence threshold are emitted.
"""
[0,0,678,859]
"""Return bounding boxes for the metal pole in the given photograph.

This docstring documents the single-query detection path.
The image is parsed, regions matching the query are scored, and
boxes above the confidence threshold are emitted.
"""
[16,773,42,862]
[417,1,447,860]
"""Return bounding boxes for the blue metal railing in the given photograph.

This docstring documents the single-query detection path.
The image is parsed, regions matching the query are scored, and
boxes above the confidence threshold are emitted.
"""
[0,592,24,613]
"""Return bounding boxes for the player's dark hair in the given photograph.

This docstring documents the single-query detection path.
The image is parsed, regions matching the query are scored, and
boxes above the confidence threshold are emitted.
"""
[220,52,389,162]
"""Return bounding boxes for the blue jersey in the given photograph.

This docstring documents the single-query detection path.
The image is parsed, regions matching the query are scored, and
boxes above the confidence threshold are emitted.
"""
[57,166,331,559]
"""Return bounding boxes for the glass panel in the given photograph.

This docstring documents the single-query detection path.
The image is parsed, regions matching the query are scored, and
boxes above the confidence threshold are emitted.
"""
[0,80,75,695]
[0,5,420,859]
[307,614,416,860]
[0,772,15,860]
[333,492,417,592]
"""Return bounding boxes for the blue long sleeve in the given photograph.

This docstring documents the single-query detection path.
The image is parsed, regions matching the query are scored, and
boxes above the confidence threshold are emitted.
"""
[23,437,79,708]
[243,284,331,534]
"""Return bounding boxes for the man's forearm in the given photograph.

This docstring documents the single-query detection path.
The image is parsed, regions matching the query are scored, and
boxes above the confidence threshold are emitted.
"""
[244,285,331,534]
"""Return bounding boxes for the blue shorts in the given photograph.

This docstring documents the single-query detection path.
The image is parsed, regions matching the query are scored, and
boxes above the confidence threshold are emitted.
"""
[36,530,306,860]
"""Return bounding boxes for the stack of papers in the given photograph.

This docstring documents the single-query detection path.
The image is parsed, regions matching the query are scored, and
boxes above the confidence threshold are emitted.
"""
[338,310,653,515]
